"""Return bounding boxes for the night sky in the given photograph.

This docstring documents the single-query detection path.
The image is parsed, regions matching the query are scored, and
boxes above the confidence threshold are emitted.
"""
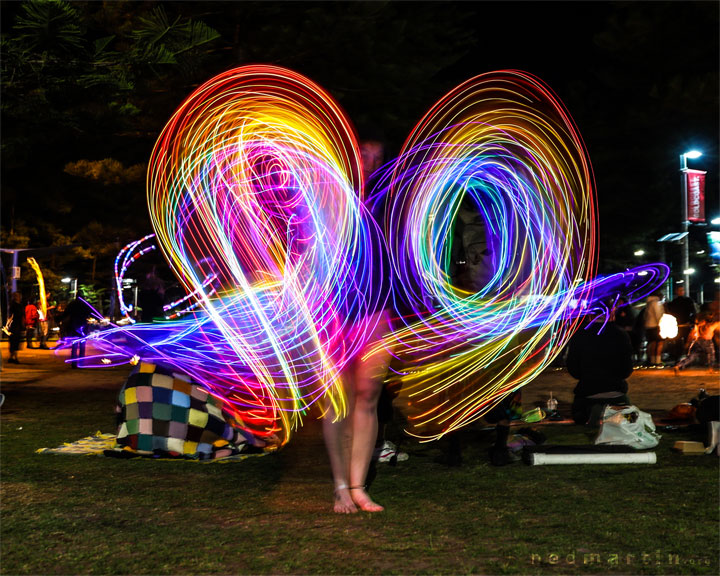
[1,1,719,296]
[442,1,719,281]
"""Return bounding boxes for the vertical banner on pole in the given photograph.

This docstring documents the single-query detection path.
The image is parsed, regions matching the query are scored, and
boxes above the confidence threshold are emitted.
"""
[686,169,707,223]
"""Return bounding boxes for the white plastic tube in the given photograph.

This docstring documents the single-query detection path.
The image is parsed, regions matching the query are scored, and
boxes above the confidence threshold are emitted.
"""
[530,452,657,466]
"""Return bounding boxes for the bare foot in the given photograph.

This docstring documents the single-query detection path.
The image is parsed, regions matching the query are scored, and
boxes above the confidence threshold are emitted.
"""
[350,486,384,512]
[334,486,357,514]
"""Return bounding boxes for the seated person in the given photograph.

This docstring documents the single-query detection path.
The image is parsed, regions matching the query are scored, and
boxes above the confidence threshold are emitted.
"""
[674,315,720,373]
[566,306,634,426]
[438,390,523,467]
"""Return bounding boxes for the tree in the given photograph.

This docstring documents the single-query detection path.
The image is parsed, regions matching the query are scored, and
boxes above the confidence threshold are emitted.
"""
[1,0,223,300]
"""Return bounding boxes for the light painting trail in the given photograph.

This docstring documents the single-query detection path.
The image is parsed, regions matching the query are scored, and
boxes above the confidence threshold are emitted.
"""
[114,234,157,322]
[66,66,668,447]
[122,65,387,445]
[114,234,217,321]
[367,70,652,440]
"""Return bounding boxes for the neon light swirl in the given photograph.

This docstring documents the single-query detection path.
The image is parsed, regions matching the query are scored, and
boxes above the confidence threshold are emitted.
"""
[114,234,217,321]
[114,234,157,321]
[68,67,668,447]
[371,71,600,439]
[142,65,388,444]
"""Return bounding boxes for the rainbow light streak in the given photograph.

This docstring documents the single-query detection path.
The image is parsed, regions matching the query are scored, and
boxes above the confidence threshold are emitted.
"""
[161,274,217,320]
[368,70,611,440]
[114,234,157,321]
[114,234,218,321]
[143,66,387,444]
[64,67,668,447]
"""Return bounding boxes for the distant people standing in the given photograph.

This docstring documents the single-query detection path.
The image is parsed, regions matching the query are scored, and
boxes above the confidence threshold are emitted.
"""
[675,318,720,374]
[54,301,68,337]
[24,300,39,348]
[700,300,720,365]
[614,296,638,361]
[61,298,92,368]
[643,291,665,366]
[138,271,165,323]
[667,286,697,361]
[674,314,720,373]
[7,292,25,363]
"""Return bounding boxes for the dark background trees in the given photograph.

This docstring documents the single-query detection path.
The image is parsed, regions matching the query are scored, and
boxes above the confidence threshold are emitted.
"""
[1,0,718,308]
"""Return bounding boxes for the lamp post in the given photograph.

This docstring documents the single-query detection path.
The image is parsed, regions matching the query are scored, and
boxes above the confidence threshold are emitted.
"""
[62,277,78,300]
[680,150,702,294]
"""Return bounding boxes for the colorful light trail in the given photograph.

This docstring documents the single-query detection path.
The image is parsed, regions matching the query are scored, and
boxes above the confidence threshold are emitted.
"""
[66,67,668,445]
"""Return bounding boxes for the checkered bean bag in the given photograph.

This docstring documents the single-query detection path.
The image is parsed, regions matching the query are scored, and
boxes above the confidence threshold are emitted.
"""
[114,362,258,460]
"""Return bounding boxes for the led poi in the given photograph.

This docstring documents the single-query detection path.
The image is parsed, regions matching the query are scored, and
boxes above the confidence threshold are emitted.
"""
[67,66,667,446]
[369,70,623,439]
[84,65,388,446]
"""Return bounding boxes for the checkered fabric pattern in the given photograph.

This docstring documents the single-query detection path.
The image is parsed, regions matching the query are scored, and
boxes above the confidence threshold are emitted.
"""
[115,362,252,460]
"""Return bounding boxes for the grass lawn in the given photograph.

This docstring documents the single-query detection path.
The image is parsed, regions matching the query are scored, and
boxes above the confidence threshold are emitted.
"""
[1,368,718,575]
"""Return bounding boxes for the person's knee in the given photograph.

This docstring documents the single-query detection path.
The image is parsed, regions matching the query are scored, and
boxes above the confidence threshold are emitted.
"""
[353,382,382,411]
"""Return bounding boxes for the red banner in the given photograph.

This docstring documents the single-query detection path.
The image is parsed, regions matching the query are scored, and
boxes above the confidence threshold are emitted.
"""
[686,169,706,223]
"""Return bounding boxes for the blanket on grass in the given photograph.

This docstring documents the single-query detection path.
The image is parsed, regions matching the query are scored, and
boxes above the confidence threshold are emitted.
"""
[36,431,262,461]
[38,362,266,461]
[36,432,116,455]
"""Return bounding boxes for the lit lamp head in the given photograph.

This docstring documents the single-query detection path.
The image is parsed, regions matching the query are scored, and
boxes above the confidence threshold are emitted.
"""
[681,150,702,169]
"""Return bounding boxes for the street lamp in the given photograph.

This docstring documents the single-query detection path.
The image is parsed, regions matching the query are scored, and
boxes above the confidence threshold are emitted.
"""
[62,277,78,300]
[680,150,702,293]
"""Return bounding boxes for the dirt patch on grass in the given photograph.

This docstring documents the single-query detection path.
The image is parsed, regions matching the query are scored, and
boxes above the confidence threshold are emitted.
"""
[2,481,60,506]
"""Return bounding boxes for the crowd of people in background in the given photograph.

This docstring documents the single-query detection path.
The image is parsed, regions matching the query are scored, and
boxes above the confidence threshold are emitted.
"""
[581,287,720,373]
[2,292,95,364]
[565,288,719,429]
[4,283,719,372]
[1,267,172,366]
[603,288,720,372]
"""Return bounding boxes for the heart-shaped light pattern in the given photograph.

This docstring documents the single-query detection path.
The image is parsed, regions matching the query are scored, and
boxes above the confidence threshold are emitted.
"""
[75,67,667,447]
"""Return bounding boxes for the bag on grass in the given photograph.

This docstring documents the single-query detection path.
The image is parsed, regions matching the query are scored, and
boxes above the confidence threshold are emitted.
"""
[595,405,660,449]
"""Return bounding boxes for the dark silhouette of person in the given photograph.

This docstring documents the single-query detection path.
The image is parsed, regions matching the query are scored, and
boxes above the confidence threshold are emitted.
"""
[614,296,638,362]
[7,291,25,363]
[61,298,93,368]
[566,307,634,426]
[667,286,697,362]
[138,271,165,323]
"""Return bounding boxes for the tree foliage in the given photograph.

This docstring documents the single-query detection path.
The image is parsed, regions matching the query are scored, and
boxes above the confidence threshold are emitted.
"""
[1,1,717,299]
[1,0,224,297]
[1,0,478,302]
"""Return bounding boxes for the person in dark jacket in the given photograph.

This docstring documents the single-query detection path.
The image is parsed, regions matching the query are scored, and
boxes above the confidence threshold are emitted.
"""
[667,286,697,362]
[566,306,634,425]
[60,298,93,368]
[7,292,25,363]
[614,296,638,362]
